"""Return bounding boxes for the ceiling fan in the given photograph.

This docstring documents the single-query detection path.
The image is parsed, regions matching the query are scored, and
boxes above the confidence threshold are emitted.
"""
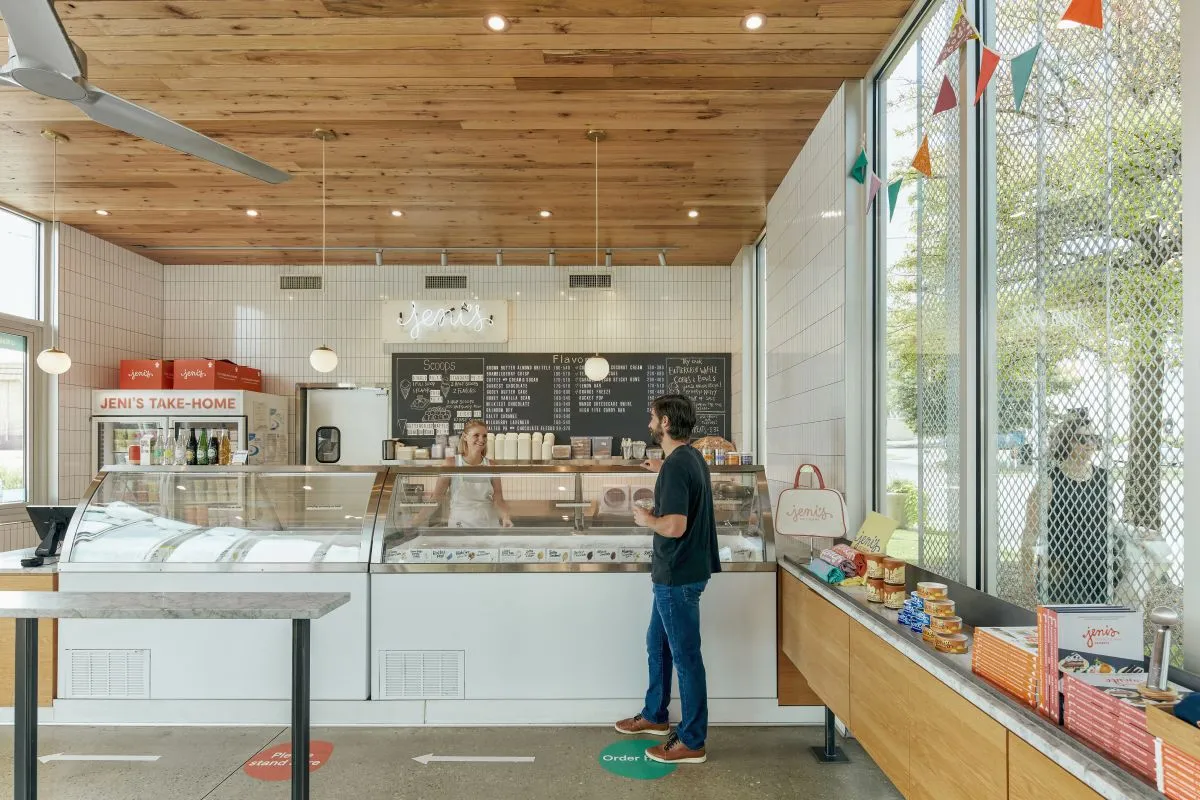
[0,0,290,184]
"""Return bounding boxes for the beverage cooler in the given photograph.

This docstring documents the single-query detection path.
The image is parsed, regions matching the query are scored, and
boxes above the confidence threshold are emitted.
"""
[91,389,291,470]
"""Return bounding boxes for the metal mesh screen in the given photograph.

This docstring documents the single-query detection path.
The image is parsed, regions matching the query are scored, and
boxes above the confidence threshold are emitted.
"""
[987,0,1183,661]
[883,0,963,579]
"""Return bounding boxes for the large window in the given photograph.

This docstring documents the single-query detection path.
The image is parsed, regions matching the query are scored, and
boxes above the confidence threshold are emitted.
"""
[0,207,42,521]
[880,0,965,579]
[875,0,1183,659]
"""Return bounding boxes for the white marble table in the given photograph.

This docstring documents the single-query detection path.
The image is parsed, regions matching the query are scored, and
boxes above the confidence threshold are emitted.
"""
[3,591,350,800]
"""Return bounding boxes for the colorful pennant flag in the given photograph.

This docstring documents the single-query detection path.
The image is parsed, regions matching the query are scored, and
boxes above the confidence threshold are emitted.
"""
[933,75,958,115]
[887,178,904,221]
[866,172,883,213]
[936,4,979,66]
[1059,0,1103,30]
[974,47,1002,106]
[1011,43,1041,113]
[850,147,869,184]
[912,135,932,178]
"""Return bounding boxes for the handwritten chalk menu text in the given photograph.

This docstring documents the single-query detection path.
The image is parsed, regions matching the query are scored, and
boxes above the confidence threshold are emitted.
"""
[391,353,730,445]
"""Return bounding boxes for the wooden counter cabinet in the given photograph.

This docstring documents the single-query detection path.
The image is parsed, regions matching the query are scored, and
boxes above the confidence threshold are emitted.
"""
[779,570,850,723]
[849,620,917,797]
[1008,734,1102,800]
[0,573,57,707]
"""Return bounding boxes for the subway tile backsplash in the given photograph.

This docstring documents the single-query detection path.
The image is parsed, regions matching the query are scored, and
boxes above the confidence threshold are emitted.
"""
[764,87,848,502]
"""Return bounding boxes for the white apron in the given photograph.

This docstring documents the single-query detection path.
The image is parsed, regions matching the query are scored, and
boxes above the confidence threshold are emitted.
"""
[447,454,500,528]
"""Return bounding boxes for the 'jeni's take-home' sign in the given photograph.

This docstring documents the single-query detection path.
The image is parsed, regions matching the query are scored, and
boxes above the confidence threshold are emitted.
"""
[391,353,731,445]
[381,300,509,344]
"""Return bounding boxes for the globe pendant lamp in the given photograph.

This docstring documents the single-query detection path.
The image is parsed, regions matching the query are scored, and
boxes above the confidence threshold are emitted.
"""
[308,129,338,373]
[584,129,609,382]
[36,130,72,375]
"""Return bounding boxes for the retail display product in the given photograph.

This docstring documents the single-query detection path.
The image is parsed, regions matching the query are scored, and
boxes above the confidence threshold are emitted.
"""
[1037,605,1145,722]
[917,581,949,600]
[882,556,905,586]
[972,627,1039,708]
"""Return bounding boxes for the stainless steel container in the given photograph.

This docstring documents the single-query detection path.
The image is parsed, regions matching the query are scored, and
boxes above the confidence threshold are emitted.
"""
[1148,606,1180,691]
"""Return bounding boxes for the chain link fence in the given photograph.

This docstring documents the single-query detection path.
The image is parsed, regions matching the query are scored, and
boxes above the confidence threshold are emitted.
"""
[988,0,1183,660]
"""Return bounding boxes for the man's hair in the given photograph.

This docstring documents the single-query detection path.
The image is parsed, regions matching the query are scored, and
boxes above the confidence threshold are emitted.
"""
[651,394,697,441]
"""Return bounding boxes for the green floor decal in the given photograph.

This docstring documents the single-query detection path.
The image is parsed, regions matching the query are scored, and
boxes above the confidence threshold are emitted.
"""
[597,740,677,780]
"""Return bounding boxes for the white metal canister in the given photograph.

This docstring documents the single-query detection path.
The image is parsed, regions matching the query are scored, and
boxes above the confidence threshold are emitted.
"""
[516,433,532,461]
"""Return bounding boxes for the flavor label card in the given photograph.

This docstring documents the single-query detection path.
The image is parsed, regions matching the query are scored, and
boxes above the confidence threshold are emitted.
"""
[500,548,547,563]
[545,548,570,563]
[452,548,497,563]
[428,549,454,562]
[397,548,428,563]
[619,547,652,563]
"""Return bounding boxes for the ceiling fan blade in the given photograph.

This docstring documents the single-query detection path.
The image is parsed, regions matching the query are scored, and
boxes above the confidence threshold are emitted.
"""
[73,86,291,184]
[0,0,82,77]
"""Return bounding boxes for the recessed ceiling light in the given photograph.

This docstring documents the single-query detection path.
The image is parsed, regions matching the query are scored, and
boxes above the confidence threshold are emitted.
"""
[95,209,110,216]
[539,209,552,218]
[688,209,700,218]
[742,13,766,31]
[485,14,509,31]
[391,209,403,217]
[245,209,259,217]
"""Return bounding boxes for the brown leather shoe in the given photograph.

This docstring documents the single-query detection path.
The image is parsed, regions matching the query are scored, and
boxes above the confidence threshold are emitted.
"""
[614,713,669,736]
[646,733,707,764]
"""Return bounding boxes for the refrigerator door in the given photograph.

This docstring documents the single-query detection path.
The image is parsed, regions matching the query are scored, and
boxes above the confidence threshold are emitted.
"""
[93,416,170,471]
[305,387,389,465]
[169,417,247,461]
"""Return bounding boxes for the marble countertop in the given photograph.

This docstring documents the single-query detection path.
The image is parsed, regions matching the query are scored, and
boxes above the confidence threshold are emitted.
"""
[779,557,1162,800]
[0,591,349,620]
[0,549,58,575]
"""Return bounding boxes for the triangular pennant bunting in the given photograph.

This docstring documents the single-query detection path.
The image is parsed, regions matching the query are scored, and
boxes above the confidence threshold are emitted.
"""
[912,135,932,178]
[887,178,904,222]
[936,4,979,66]
[974,47,1002,105]
[1060,0,1103,30]
[933,75,958,115]
[1011,43,1041,113]
[850,148,869,184]
[866,172,883,213]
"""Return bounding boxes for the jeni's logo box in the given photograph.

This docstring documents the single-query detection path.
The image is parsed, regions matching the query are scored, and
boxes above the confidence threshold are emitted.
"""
[119,359,173,390]
[173,359,239,390]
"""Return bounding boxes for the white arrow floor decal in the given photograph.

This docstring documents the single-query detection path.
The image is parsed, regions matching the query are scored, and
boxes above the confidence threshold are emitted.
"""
[39,754,161,764]
[412,754,534,765]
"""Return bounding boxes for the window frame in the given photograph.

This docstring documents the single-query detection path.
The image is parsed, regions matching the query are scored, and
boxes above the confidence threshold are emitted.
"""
[0,202,49,526]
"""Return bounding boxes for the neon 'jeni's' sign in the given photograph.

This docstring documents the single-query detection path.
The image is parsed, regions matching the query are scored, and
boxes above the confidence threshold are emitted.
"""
[381,300,509,344]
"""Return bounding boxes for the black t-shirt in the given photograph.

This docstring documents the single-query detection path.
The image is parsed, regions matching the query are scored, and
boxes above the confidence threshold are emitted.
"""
[651,444,721,586]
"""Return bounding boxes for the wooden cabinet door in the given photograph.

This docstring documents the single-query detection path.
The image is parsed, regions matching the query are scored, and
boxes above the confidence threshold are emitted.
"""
[777,570,820,705]
[793,577,851,724]
[907,663,1007,800]
[849,620,914,797]
[0,574,57,707]
[1009,734,1102,800]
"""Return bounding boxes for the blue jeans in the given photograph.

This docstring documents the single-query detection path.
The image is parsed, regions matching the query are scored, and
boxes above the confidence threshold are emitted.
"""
[640,580,709,750]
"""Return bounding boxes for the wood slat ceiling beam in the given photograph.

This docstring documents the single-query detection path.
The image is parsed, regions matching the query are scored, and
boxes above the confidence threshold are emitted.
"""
[0,0,913,265]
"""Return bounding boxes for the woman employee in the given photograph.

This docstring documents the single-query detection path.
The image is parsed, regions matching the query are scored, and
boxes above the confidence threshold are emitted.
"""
[430,420,513,528]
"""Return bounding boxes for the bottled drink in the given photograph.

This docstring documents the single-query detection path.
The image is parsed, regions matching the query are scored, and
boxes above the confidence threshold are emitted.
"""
[152,429,165,465]
[197,429,210,466]
[219,431,232,466]
[185,428,198,466]
[160,427,174,466]
[207,430,218,465]
[175,430,188,465]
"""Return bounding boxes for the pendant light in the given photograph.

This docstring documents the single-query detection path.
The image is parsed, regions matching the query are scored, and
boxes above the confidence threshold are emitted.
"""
[583,129,610,382]
[308,129,339,373]
[36,130,71,375]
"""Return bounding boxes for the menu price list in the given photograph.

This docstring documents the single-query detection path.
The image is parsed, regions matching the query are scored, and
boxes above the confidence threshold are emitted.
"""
[392,353,730,445]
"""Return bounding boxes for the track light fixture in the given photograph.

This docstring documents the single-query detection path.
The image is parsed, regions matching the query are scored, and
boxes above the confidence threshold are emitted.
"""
[375,250,383,267]
[658,250,668,267]
[440,250,449,267]
[496,250,504,266]
[548,250,557,267]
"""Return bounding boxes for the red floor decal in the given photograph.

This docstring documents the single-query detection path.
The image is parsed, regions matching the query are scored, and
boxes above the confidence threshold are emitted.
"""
[244,741,334,781]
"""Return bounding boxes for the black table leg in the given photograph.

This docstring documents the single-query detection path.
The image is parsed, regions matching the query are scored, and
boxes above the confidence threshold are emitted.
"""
[810,706,849,763]
[291,619,311,800]
[14,618,38,800]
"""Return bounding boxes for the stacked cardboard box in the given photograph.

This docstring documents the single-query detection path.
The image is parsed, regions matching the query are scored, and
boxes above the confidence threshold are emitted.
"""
[972,627,1039,707]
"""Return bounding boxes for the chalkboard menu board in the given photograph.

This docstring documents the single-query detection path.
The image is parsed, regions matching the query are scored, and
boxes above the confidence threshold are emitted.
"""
[391,353,731,446]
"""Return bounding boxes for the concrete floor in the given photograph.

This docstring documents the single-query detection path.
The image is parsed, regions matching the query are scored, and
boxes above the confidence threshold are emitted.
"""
[0,725,902,799]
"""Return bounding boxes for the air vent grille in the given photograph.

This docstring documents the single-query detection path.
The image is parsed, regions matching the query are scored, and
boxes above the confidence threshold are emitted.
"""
[569,274,612,289]
[280,275,322,290]
[67,649,150,698]
[426,275,468,290]
[379,650,464,700]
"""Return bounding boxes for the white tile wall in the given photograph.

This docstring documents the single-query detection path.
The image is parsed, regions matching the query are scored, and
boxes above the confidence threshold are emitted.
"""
[730,249,745,448]
[162,264,737,459]
[764,87,849,500]
[0,521,36,553]
[57,225,164,501]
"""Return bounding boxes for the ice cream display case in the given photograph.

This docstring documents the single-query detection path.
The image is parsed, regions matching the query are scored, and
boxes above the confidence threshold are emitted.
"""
[370,463,776,571]
[56,466,383,704]
[367,463,790,722]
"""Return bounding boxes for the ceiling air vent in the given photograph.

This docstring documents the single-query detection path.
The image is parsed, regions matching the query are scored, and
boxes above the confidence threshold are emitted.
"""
[280,275,322,290]
[425,275,468,290]
[569,274,612,289]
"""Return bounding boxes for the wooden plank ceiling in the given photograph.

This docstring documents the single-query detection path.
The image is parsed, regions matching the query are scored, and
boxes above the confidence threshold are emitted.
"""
[0,0,912,266]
